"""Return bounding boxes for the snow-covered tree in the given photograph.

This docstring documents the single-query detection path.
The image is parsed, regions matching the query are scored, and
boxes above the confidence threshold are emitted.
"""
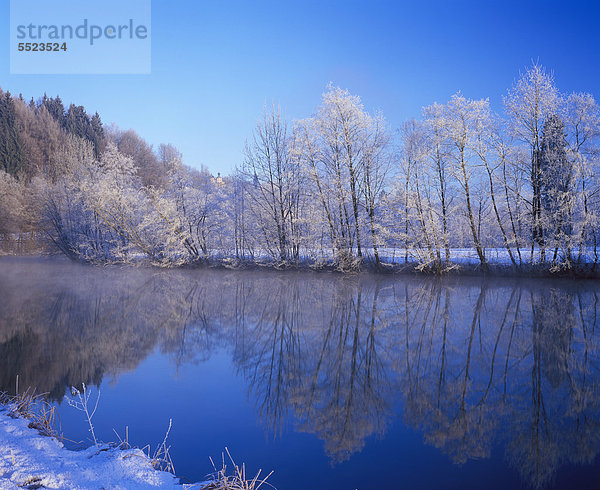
[295,84,393,268]
[540,114,574,265]
[504,63,560,261]
[241,105,303,262]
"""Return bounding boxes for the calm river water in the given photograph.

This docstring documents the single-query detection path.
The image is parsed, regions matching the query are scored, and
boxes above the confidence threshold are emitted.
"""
[1,256,600,489]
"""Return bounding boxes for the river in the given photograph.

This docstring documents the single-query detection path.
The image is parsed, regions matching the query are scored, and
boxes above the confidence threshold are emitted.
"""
[1,256,599,489]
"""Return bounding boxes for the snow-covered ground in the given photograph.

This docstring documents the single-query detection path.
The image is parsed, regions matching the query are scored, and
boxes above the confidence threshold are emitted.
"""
[0,411,184,489]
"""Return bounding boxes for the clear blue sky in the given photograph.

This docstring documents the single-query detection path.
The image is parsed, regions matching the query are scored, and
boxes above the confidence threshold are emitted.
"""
[1,0,599,174]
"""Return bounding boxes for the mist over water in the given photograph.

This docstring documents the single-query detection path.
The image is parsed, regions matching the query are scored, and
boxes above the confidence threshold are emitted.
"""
[1,256,600,489]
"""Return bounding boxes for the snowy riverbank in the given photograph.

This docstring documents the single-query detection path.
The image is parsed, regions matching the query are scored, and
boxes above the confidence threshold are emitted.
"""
[0,410,184,489]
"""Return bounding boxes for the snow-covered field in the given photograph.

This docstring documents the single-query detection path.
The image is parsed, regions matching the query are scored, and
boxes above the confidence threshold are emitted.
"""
[0,411,183,489]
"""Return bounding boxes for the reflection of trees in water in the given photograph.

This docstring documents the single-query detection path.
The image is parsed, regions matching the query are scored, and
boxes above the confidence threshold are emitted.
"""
[231,276,303,436]
[285,280,391,463]
[400,283,498,465]
[506,287,600,488]
[0,260,233,399]
[1,258,600,487]
[396,279,600,488]
[0,265,160,399]
[230,276,393,463]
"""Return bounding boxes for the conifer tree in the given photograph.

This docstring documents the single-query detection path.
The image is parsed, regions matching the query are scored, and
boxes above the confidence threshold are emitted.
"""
[0,91,25,177]
[540,114,573,262]
[64,104,104,157]
[90,112,105,157]
[42,95,65,126]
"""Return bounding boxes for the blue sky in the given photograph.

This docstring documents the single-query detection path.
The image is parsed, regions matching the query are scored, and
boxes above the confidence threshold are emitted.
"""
[1,0,599,174]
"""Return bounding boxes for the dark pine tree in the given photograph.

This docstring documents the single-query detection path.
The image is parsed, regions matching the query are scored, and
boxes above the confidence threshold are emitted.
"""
[0,91,25,177]
[540,114,573,262]
[42,95,65,126]
[64,104,104,157]
[89,112,106,157]
[64,104,88,137]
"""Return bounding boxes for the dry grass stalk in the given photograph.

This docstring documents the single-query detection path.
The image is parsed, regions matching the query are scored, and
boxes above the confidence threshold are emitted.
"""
[146,418,176,474]
[112,425,132,450]
[0,388,61,440]
[199,447,275,490]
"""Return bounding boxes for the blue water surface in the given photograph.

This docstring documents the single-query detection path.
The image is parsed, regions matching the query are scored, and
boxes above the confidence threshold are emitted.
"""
[1,256,599,489]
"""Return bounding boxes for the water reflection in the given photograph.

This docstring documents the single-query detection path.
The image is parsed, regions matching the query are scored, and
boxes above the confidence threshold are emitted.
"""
[0,257,599,488]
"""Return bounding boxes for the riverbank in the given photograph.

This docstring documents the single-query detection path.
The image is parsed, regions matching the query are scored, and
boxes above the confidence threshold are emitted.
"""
[0,409,182,489]
[4,249,597,279]
[0,393,273,490]
[185,254,600,279]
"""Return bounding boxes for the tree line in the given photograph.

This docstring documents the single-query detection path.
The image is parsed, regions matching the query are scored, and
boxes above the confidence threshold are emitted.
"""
[0,63,598,273]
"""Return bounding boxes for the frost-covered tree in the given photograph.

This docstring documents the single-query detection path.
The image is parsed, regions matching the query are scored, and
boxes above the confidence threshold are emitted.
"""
[564,92,600,264]
[107,126,166,188]
[14,100,67,181]
[241,105,303,262]
[0,170,25,236]
[39,141,152,262]
[296,85,392,268]
[422,103,453,263]
[360,109,392,267]
[444,93,489,268]
[540,114,574,265]
[157,161,235,262]
[504,63,560,261]
[469,104,520,267]
[399,119,444,269]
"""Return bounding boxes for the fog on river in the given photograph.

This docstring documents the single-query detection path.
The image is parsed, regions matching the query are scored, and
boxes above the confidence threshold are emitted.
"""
[1,256,599,489]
